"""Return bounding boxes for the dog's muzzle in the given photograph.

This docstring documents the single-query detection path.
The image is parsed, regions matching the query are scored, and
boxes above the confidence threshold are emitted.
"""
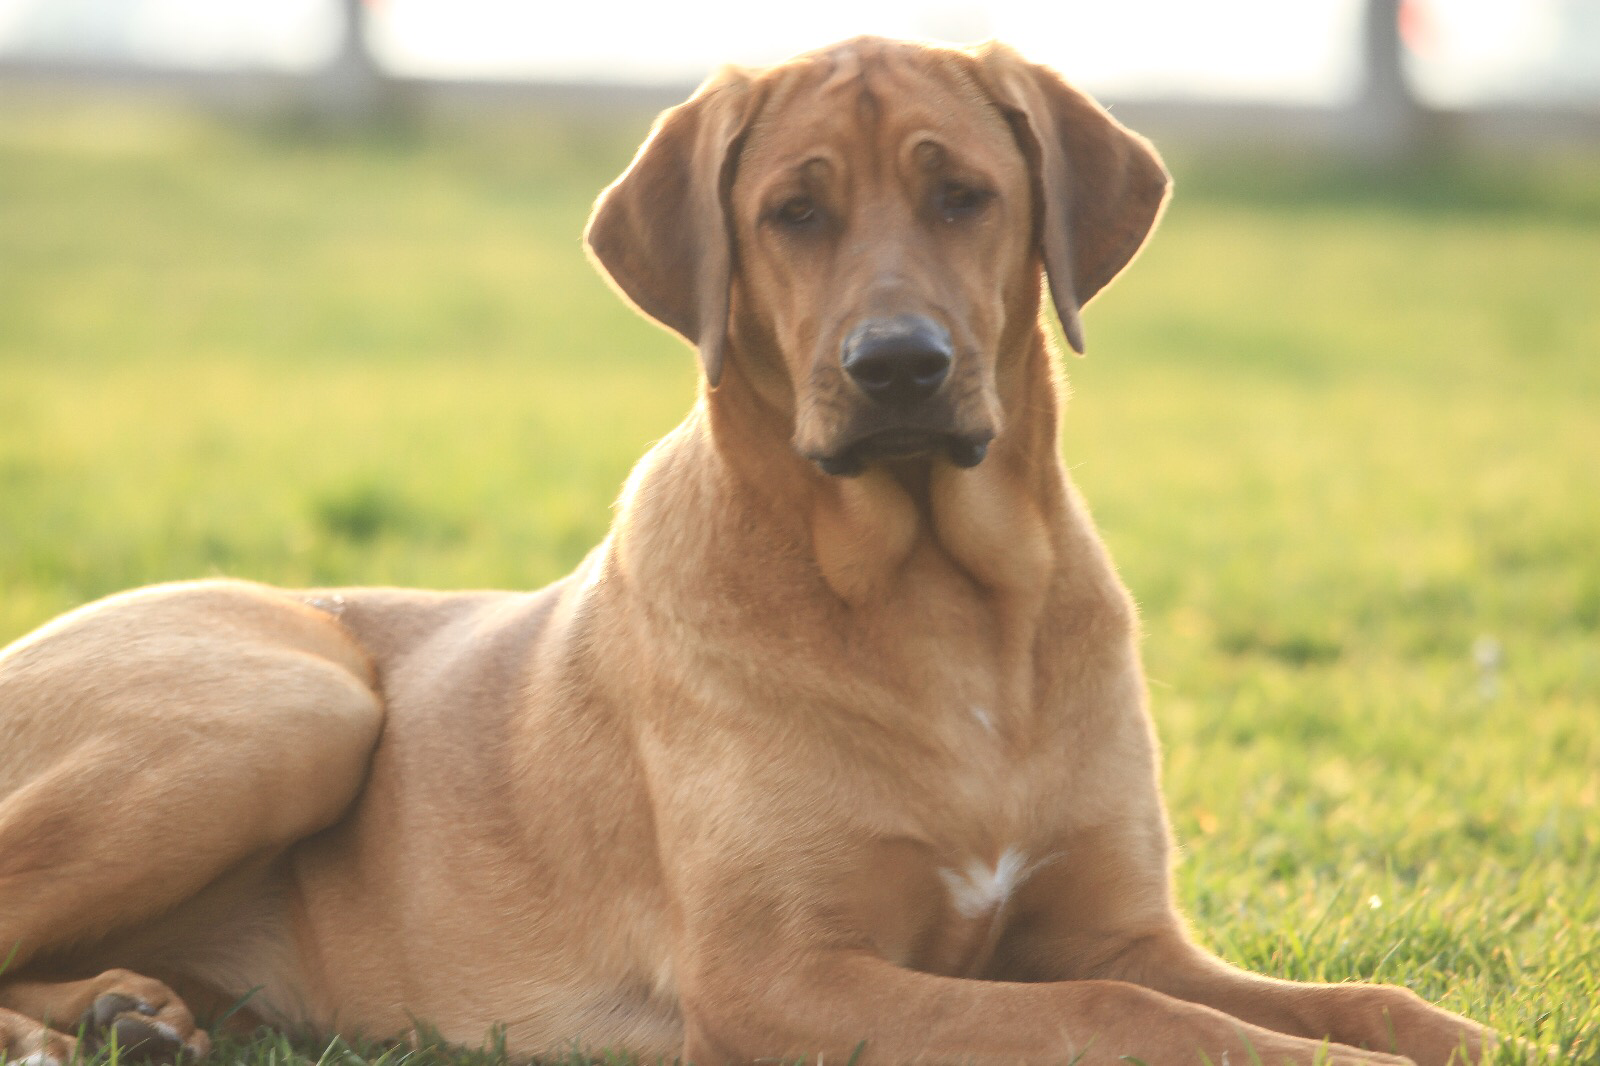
[841,314,953,409]
[811,315,991,477]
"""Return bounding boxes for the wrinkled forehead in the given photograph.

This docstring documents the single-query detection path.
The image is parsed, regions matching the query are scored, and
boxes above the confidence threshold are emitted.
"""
[738,42,1018,181]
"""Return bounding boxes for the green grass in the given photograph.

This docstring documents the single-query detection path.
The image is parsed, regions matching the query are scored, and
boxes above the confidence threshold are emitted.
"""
[1,96,1597,1063]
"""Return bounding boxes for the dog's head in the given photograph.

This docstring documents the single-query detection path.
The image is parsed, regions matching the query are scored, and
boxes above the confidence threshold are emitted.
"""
[586,37,1168,477]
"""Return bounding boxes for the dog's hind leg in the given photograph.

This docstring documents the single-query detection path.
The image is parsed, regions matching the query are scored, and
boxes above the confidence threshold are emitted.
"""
[0,580,385,1057]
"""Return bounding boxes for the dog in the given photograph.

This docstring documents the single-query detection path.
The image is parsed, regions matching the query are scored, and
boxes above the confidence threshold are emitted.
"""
[1,36,1499,1066]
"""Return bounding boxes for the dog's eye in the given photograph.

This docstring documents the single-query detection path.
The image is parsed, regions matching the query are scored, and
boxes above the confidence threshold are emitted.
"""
[772,196,820,229]
[938,181,991,222]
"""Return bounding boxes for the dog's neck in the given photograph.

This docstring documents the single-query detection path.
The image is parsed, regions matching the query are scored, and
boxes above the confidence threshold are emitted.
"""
[605,320,1117,738]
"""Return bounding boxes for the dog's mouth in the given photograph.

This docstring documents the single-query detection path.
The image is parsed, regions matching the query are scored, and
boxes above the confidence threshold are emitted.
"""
[809,429,993,477]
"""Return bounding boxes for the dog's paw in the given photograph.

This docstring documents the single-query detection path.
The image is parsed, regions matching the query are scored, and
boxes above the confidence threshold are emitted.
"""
[76,978,211,1063]
[0,1008,78,1066]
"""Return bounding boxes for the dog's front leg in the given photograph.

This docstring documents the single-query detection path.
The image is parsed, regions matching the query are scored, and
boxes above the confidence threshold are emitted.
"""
[677,948,1416,1066]
[1086,929,1497,1066]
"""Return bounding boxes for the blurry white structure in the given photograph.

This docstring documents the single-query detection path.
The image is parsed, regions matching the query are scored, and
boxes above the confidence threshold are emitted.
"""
[0,0,1595,151]
[0,0,1597,107]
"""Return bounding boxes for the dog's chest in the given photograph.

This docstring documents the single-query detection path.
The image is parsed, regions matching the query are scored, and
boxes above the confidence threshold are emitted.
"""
[808,548,1119,978]
[936,847,1036,921]
[848,834,1046,980]
[845,713,1071,979]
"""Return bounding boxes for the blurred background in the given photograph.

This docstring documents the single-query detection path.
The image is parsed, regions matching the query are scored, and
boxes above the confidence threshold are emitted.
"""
[3,0,1600,101]
[3,0,1600,139]
[0,3,1597,1052]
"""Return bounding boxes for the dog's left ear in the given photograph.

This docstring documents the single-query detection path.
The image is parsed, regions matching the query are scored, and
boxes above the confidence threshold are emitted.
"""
[967,42,1170,354]
[584,69,762,387]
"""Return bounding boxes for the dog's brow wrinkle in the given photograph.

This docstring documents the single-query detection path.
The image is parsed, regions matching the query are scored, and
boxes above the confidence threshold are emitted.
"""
[970,705,997,734]
[856,84,880,128]
[802,156,832,182]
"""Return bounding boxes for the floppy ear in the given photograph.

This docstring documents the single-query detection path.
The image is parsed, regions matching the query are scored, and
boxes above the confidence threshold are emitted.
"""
[968,41,1170,354]
[584,70,761,387]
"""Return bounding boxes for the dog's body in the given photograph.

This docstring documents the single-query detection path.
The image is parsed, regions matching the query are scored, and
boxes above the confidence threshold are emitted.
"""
[2,37,1495,1066]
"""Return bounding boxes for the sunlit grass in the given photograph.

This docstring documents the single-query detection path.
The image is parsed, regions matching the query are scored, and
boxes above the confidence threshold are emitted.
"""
[0,97,1596,1063]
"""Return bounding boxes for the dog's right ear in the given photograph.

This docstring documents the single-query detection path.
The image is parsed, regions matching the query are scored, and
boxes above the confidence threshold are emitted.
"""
[584,70,761,388]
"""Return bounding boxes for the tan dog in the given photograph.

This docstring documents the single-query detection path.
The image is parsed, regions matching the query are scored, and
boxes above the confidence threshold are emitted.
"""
[2,37,1497,1066]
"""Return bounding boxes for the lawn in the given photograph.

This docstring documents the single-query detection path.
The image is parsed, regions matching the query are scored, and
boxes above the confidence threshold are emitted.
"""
[0,95,1596,1063]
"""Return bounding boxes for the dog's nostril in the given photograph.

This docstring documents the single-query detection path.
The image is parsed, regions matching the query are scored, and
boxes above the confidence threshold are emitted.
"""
[853,360,898,390]
[841,315,954,407]
[908,354,949,387]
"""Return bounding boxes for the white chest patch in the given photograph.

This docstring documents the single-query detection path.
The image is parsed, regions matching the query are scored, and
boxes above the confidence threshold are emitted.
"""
[938,848,1034,919]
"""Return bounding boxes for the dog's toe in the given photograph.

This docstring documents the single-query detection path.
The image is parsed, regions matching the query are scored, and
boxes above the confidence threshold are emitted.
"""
[85,991,157,1029]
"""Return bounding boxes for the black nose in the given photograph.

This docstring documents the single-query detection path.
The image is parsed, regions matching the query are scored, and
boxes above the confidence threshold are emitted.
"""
[841,315,952,407]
